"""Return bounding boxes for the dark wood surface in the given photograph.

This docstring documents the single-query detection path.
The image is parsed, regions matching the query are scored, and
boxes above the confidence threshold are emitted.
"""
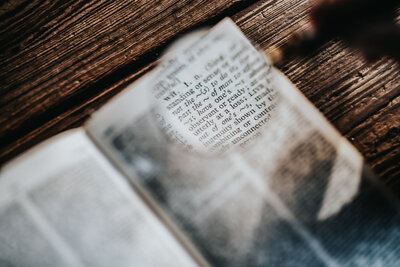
[1,0,399,196]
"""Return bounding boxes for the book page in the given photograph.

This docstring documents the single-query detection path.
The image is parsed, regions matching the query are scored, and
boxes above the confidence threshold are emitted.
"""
[86,18,400,266]
[0,129,197,267]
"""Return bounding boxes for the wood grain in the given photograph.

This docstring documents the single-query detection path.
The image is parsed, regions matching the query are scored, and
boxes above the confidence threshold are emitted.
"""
[235,0,400,194]
[0,0,259,160]
[0,0,399,196]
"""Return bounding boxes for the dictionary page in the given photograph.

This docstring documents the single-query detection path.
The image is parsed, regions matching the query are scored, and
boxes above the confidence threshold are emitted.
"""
[86,18,400,266]
[0,129,197,267]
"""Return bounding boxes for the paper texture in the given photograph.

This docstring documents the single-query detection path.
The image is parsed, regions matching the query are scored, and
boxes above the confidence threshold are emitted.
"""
[86,19,400,266]
[0,130,197,267]
[2,18,398,267]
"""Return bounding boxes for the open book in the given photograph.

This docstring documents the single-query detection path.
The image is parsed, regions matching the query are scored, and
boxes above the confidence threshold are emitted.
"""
[1,18,399,267]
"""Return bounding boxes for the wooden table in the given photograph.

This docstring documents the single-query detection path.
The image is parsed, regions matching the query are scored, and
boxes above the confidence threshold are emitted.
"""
[1,0,399,196]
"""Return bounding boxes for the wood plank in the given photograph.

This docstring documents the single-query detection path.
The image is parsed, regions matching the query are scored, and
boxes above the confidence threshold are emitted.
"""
[347,96,400,185]
[0,0,259,156]
[233,0,400,196]
[0,0,399,196]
